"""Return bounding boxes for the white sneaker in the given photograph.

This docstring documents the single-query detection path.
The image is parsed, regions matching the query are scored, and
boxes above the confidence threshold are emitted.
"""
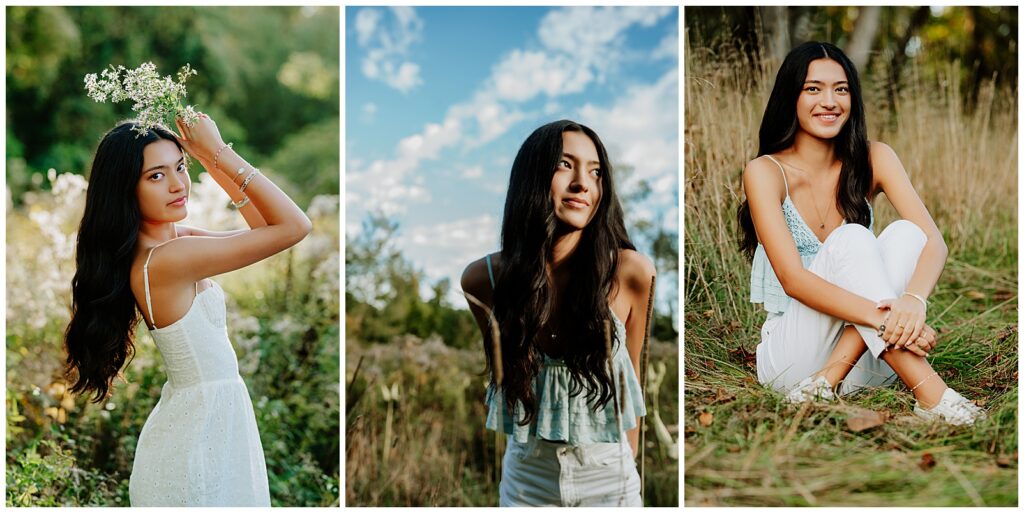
[785,376,836,403]
[914,388,986,426]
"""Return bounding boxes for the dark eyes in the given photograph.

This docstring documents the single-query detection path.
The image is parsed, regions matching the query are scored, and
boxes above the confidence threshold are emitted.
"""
[804,86,849,93]
[147,163,187,181]
[557,159,601,177]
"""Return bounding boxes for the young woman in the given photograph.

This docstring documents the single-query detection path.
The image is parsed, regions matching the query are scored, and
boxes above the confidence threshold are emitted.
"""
[738,42,983,425]
[461,120,656,506]
[63,114,312,505]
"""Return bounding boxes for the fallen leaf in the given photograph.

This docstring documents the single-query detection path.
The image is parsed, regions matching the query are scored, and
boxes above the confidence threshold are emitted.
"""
[714,388,735,404]
[698,410,714,427]
[975,398,988,407]
[996,454,1013,467]
[966,290,986,300]
[919,453,936,471]
[729,320,742,330]
[845,408,888,432]
[727,446,741,453]
[702,310,714,319]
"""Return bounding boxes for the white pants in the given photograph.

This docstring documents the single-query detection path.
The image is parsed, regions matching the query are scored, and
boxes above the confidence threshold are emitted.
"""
[756,220,928,395]
[499,435,642,507]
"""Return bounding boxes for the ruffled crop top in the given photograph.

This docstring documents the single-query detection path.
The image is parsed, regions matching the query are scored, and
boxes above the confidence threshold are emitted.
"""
[481,255,646,445]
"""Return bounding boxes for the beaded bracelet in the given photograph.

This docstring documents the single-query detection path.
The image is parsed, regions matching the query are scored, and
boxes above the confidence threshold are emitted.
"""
[239,168,260,193]
[231,196,250,209]
[213,143,233,171]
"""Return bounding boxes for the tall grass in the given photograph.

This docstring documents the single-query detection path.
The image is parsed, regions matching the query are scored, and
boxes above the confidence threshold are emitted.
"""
[345,335,679,506]
[684,35,1017,506]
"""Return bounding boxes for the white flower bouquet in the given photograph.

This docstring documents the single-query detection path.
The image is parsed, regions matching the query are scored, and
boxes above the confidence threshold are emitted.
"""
[84,62,200,135]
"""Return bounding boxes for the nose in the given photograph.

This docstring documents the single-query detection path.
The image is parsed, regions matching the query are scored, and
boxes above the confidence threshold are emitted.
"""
[821,90,837,109]
[168,171,186,193]
[569,169,589,192]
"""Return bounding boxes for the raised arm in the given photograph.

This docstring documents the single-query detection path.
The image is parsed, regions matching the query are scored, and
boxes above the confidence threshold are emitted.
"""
[151,114,312,282]
[870,141,947,348]
[744,156,888,330]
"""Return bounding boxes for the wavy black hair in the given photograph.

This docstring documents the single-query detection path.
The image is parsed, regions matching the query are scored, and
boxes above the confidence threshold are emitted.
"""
[490,119,635,426]
[738,41,873,257]
[64,121,183,402]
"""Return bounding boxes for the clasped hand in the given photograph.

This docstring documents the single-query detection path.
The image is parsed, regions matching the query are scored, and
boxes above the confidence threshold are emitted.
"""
[877,296,936,357]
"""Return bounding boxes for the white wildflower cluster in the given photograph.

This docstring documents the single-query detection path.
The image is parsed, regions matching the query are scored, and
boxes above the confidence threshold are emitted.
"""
[7,171,88,336]
[84,62,200,135]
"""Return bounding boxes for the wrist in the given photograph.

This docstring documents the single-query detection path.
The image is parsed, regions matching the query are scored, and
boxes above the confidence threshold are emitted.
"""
[901,291,928,309]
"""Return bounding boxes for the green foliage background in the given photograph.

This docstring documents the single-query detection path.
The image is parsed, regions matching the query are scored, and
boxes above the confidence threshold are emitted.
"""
[6,5,340,208]
[6,6,340,507]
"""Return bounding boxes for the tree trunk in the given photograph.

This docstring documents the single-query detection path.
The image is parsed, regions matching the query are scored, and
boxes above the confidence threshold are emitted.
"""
[758,6,790,69]
[887,6,932,112]
[846,6,881,71]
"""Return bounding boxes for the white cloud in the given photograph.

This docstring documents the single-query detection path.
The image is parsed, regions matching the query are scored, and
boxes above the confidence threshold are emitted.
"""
[652,32,678,61]
[363,102,377,115]
[348,6,677,239]
[461,166,484,179]
[578,68,678,224]
[399,215,500,304]
[354,7,424,93]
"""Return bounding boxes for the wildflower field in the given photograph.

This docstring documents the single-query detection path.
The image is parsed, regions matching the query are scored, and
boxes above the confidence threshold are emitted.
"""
[683,22,1018,507]
[6,173,341,506]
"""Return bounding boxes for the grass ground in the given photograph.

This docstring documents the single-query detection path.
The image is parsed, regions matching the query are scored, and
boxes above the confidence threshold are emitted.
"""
[684,37,1018,506]
[345,335,679,506]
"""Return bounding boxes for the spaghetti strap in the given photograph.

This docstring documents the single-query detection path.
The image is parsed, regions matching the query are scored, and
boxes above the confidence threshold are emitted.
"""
[143,246,158,328]
[763,154,791,198]
[485,254,496,290]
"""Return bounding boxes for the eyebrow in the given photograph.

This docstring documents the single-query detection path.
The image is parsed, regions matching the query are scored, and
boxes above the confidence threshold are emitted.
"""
[143,157,185,174]
[804,79,849,86]
[562,151,600,167]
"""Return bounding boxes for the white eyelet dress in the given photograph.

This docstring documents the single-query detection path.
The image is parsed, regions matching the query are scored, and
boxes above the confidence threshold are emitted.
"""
[129,245,271,506]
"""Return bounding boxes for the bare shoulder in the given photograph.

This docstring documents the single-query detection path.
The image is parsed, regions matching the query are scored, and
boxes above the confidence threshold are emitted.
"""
[868,140,908,189]
[616,249,656,295]
[868,141,905,174]
[461,252,500,305]
[742,155,787,200]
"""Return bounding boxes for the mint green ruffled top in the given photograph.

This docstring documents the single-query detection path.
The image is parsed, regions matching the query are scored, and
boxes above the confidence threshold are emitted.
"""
[749,155,872,314]
[482,255,646,445]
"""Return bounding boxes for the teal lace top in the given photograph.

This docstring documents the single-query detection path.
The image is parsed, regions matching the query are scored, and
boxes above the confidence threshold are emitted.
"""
[750,155,873,314]
[482,255,646,445]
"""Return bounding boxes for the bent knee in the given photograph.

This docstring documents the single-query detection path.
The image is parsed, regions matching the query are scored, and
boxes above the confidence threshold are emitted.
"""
[825,222,875,246]
[881,219,927,245]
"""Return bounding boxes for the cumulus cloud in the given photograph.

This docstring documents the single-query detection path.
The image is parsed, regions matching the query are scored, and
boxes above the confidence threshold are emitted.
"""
[354,7,424,93]
[399,215,500,304]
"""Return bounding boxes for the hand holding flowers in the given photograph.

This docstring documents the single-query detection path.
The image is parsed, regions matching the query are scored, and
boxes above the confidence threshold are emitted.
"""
[84,62,200,135]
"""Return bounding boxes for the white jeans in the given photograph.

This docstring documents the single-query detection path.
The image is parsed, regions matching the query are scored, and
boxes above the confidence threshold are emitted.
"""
[499,435,642,507]
[756,220,928,395]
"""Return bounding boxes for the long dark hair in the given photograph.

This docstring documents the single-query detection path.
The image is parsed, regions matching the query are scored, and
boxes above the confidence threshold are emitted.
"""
[490,119,635,426]
[64,121,183,402]
[738,41,873,257]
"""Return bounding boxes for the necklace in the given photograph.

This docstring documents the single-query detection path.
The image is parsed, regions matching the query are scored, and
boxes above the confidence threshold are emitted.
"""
[777,157,838,230]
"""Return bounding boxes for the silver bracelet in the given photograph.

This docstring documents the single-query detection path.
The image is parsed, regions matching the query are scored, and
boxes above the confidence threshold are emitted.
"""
[902,292,928,308]
[239,168,260,193]
[231,196,250,209]
[233,166,246,184]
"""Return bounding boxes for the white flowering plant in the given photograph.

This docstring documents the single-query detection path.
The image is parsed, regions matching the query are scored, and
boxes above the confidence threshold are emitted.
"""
[83,62,200,135]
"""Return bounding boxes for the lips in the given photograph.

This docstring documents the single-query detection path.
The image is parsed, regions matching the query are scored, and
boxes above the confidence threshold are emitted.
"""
[562,197,589,209]
[168,196,187,207]
[814,112,841,123]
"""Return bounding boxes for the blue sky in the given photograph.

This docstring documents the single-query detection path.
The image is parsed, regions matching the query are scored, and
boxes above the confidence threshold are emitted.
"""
[346,6,678,306]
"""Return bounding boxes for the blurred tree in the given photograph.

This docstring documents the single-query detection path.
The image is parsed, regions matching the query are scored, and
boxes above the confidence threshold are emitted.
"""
[686,6,1017,112]
[6,6,339,207]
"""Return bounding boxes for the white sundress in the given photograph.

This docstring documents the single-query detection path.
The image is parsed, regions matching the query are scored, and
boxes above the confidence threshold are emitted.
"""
[129,244,270,506]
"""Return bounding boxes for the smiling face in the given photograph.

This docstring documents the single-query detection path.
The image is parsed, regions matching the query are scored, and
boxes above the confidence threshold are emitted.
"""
[136,139,189,223]
[796,58,852,140]
[550,130,603,231]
